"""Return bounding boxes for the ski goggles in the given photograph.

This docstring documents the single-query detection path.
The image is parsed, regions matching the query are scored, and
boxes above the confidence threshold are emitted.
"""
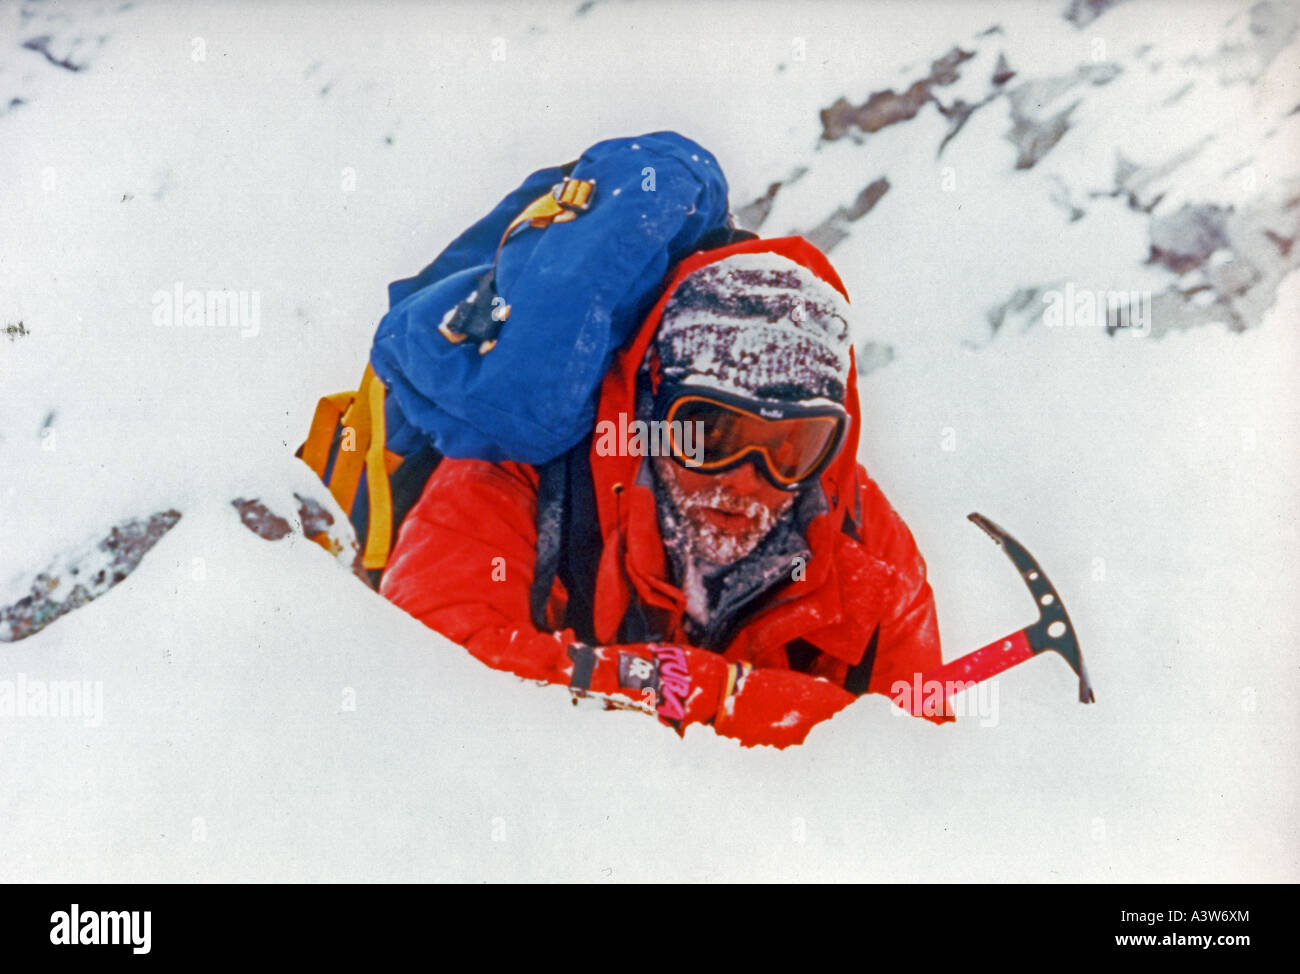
[655,385,849,491]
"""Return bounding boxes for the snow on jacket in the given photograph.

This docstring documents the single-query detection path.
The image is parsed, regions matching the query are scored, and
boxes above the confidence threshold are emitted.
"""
[380,236,946,747]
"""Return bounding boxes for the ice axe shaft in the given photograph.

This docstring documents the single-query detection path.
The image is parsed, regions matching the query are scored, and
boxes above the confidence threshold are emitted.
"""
[924,628,1034,692]
[895,513,1094,716]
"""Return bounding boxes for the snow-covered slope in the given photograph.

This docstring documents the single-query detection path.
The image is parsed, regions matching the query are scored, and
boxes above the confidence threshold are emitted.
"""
[2,0,1297,881]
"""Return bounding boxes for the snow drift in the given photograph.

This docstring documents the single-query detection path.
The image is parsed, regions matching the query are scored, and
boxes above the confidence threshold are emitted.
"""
[2,0,1297,881]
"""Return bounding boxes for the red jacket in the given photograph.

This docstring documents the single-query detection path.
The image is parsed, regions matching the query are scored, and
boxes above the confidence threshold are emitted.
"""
[381,236,945,747]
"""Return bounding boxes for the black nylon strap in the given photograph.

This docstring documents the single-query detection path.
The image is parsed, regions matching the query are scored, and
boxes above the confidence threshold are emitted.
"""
[844,625,880,696]
[567,643,596,691]
[557,435,601,643]
[529,457,568,631]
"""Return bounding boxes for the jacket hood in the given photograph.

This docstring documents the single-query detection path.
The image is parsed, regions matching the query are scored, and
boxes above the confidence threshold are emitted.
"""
[587,236,878,654]
[591,235,861,536]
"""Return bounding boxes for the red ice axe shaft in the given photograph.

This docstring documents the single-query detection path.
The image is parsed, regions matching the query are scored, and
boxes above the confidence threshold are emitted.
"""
[895,513,1095,715]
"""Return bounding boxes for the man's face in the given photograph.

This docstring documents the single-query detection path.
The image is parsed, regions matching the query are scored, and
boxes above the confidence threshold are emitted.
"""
[653,453,796,566]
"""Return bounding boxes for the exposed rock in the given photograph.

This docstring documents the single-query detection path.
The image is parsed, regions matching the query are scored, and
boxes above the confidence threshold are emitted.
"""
[232,494,364,579]
[843,177,891,221]
[805,224,849,256]
[820,82,931,141]
[0,486,366,644]
[1103,138,1212,212]
[805,177,890,254]
[929,47,974,86]
[5,1,121,126]
[296,494,341,543]
[735,181,784,233]
[20,27,112,74]
[1007,100,1080,170]
[1048,174,1087,222]
[992,52,1016,86]
[983,192,1300,341]
[1064,0,1131,29]
[937,96,992,156]
[1185,0,1300,85]
[820,48,974,141]
[734,167,808,233]
[987,285,1052,338]
[21,35,88,73]
[1263,229,1294,256]
[232,498,293,540]
[1206,250,1262,297]
[1004,63,1121,169]
[0,511,181,643]
[1148,203,1233,273]
[821,39,1119,164]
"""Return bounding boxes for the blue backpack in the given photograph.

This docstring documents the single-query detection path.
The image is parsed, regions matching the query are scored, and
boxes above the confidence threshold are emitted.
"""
[298,132,738,585]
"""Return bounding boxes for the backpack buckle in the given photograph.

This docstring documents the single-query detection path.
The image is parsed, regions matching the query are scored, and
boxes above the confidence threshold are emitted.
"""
[553,176,595,212]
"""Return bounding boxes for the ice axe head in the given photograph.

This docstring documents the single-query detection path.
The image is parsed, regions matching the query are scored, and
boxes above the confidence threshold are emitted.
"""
[969,513,1094,703]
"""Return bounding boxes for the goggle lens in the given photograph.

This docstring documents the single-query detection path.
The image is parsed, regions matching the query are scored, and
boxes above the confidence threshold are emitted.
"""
[665,395,844,488]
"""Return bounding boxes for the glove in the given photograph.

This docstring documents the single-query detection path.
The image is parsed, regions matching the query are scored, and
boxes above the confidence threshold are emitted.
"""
[562,641,854,747]
[713,667,856,749]
[562,642,743,731]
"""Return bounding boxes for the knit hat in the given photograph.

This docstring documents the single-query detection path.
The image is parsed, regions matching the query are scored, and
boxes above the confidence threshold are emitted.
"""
[649,252,853,404]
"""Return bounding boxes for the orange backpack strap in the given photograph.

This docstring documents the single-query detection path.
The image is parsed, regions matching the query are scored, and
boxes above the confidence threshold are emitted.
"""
[301,391,356,478]
[299,365,398,572]
[328,373,371,516]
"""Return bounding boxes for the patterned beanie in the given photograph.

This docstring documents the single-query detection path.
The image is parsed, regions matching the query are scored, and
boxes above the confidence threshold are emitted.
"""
[649,252,852,404]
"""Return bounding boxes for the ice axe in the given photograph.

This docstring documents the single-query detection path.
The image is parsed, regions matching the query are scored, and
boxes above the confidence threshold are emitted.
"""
[895,513,1094,716]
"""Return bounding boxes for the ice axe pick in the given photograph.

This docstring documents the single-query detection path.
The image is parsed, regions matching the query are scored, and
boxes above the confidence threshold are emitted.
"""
[895,513,1095,716]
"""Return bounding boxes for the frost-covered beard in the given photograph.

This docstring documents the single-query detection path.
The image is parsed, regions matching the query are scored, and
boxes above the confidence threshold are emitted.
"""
[652,456,795,566]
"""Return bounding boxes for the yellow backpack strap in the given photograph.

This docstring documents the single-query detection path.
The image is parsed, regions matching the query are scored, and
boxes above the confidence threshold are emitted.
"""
[360,367,393,570]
